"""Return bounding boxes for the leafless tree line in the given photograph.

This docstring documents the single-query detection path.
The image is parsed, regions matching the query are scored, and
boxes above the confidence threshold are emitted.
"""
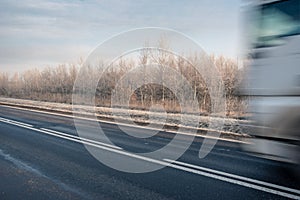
[0,51,247,117]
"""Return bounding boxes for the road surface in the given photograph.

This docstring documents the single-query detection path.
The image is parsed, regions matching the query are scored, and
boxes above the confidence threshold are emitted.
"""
[0,105,299,200]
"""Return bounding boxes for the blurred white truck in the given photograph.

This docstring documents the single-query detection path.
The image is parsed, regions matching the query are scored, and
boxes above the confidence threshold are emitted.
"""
[239,0,300,176]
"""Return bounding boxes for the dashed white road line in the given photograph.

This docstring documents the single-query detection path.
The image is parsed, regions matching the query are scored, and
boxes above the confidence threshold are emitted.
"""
[163,159,300,196]
[0,117,299,199]
[40,128,121,150]
[0,117,33,127]
[0,117,122,150]
[166,162,300,199]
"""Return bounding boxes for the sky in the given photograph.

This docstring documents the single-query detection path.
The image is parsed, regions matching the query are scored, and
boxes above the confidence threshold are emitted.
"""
[0,0,242,73]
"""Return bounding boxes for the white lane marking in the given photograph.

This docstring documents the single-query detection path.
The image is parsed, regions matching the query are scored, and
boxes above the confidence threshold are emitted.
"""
[0,117,33,127]
[0,117,300,199]
[168,164,300,199]
[0,104,250,144]
[7,120,33,127]
[0,118,33,128]
[0,117,9,121]
[164,159,300,196]
[30,126,123,151]
[40,128,122,150]
[0,117,122,150]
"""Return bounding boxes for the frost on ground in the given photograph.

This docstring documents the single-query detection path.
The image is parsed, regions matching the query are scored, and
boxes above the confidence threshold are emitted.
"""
[0,97,251,139]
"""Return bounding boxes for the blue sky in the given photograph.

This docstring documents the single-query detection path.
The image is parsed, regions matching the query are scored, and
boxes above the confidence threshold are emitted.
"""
[0,0,241,72]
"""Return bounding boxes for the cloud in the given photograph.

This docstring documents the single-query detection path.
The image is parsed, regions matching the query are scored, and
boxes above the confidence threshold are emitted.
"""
[0,0,241,72]
[0,43,91,73]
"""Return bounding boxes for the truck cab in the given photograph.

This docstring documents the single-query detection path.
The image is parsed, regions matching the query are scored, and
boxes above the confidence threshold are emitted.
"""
[239,0,300,174]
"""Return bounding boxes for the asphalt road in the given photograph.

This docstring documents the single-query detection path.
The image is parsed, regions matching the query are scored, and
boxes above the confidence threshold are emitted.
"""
[0,105,299,200]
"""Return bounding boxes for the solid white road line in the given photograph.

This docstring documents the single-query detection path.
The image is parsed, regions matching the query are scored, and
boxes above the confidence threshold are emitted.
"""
[164,159,300,196]
[0,117,299,199]
[0,117,122,150]
[0,117,33,127]
[0,120,34,129]
[40,128,122,150]
[0,104,250,144]
[7,120,33,127]
[167,163,300,199]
